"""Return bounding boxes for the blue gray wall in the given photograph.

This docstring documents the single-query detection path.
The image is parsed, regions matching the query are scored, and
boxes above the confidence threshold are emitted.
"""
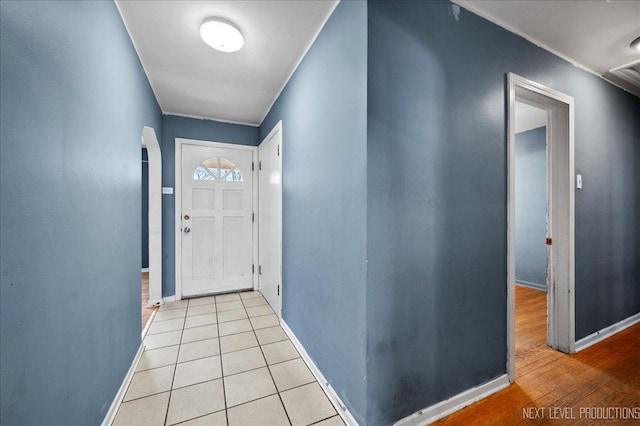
[515,127,547,290]
[0,1,162,425]
[259,1,368,422]
[366,1,640,424]
[142,149,149,269]
[161,115,258,297]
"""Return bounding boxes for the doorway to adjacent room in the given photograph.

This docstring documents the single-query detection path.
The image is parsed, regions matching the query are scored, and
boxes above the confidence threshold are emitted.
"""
[507,73,576,382]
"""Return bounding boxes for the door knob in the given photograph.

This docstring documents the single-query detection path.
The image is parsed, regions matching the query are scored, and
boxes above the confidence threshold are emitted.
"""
[184,227,191,234]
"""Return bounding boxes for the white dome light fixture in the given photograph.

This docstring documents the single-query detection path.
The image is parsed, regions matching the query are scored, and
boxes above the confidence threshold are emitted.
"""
[200,18,244,53]
[631,36,640,51]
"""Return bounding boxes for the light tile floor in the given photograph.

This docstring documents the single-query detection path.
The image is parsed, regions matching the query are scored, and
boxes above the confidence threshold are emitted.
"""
[114,291,345,426]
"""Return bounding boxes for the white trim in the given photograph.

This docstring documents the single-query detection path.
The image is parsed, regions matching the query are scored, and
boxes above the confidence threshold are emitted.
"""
[609,58,640,73]
[257,1,340,126]
[174,138,258,301]
[114,2,162,110]
[141,127,162,307]
[453,1,597,76]
[162,295,176,303]
[252,139,260,293]
[258,121,284,318]
[100,342,145,426]
[281,320,358,426]
[515,280,547,292]
[507,78,517,382]
[451,1,631,95]
[575,313,640,352]
[163,112,259,128]
[141,268,149,273]
[394,375,510,426]
[141,307,158,338]
[507,73,576,382]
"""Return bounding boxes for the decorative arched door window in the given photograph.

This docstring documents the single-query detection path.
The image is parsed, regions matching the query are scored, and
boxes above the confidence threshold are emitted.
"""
[193,157,243,182]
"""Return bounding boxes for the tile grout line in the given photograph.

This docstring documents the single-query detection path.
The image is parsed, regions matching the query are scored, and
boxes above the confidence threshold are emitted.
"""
[241,294,294,426]
[155,303,270,324]
[115,305,181,421]
[219,335,288,357]
[136,352,302,381]
[171,408,225,426]
[112,293,268,424]
[152,317,264,339]
[117,389,170,405]
[308,415,344,426]
[149,294,282,417]
[219,379,320,414]
[164,296,226,424]
[215,294,231,426]
[146,317,186,336]
[163,298,189,426]
[262,314,341,424]
[153,316,187,324]
[158,292,262,312]
[136,338,302,374]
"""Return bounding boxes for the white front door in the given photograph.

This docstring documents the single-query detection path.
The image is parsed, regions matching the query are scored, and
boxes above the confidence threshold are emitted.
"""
[181,144,254,297]
[259,124,282,316]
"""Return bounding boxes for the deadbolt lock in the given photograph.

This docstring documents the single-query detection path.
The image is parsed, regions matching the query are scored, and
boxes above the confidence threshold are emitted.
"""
[184,214,190,220]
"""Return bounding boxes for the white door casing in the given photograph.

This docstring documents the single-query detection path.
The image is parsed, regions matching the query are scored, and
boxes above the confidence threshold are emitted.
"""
[176,140,256,298]
[259,122,283,317]
[507,73,575,382]
[141,126,162,307]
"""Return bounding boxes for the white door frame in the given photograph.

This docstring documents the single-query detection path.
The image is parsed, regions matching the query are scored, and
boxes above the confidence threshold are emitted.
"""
[259,121,283,317]
[141,126,162,306]
[174,138,258,301]
[507,73,575,382]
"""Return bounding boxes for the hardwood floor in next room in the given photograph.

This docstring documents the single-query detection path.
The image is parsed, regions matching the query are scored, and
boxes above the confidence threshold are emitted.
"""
[436,285,640,425]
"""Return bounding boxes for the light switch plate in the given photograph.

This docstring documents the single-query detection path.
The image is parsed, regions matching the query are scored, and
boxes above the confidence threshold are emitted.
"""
[576,174,582,190]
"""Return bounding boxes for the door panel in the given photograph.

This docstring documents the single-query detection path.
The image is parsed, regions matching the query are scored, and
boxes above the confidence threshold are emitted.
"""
[223,216,245,276]
[259,127,282,316]
[181,144,253,297]
[192,217,215,279]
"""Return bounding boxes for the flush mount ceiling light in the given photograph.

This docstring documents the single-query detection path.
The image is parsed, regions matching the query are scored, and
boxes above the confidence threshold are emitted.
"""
[200,18,244,53]
[631,36,640,51]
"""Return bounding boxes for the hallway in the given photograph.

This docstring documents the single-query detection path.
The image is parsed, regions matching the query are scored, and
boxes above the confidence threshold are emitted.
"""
[114,291,344,426]
[436,286,640,425]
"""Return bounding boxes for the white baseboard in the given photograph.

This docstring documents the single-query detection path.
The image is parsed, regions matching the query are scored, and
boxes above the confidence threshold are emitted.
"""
[515,280,547,292]
[146,295,175,308]
[101,342,145,426]
[394,374,510,426]
[147,300,162,308]
[146,295,173,307]
[141,268,149,273]
[575,312,640,352]
[141,307,159,338]
[280,320,359,426]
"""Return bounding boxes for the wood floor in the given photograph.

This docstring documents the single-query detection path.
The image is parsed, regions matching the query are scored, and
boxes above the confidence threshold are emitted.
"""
[436,285,640,425]
[141,272,157,332]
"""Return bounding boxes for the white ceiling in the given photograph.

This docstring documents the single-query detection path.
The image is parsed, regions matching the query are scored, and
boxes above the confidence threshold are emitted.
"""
[116,0,338,126]
[118,1,639,126]
[455,0,640,87]
[515,101,547,134]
